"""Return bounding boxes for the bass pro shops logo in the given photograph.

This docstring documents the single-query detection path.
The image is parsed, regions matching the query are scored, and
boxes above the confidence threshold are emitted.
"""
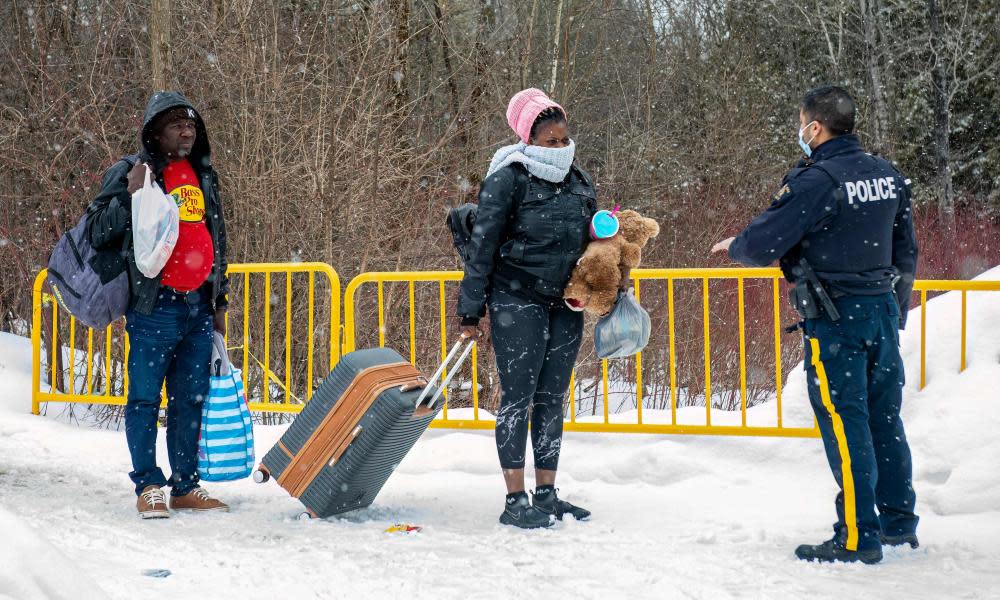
[170,184,206,222]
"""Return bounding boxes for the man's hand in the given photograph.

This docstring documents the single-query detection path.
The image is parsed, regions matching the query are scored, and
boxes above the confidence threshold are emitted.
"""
[711,237,735,255]
[213,308,227,335]
[458,325,482,341]
[127,162,148,195]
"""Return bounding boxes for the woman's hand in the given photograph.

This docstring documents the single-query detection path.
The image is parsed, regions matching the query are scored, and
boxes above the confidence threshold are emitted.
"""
[619,267,633,291]
[459,325,480,341]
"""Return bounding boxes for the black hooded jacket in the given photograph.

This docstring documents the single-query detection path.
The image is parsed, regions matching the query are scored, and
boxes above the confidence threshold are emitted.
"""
[85,91,230,315]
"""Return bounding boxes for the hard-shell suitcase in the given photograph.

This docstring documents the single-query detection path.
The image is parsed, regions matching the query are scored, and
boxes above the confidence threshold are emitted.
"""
[255,340,474,518]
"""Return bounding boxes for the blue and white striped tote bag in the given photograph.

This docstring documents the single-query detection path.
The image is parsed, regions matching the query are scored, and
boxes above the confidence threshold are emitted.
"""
[198,332,255,481]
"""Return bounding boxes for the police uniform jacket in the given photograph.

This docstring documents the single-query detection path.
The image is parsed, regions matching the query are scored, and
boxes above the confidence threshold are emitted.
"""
[728,135,918,323]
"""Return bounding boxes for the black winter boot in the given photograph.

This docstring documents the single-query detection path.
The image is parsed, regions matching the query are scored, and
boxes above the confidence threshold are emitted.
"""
[795,538,883,564]
[532,486,591,521]
[881,533,919,549]
[499,492,554,529]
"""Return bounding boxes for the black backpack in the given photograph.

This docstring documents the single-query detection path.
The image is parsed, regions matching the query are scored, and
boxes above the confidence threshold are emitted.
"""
[445,203,479,266]
[46,156,137,329]
[446,167,527,265]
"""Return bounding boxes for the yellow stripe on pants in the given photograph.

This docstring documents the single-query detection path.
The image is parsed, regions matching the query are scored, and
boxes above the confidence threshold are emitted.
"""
[809,337,859,551]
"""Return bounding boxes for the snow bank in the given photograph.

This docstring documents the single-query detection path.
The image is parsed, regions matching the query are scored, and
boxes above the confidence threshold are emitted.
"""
[0,269,998,599]
[897,266,1000,516]
[0,332,33,414]
[0,506,108,599]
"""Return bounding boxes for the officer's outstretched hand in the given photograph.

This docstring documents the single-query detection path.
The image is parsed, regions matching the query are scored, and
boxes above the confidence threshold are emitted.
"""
[711,237,735,254]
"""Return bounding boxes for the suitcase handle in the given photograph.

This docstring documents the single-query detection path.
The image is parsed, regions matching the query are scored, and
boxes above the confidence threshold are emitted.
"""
[414,338,475,409]
[399,376,429,393]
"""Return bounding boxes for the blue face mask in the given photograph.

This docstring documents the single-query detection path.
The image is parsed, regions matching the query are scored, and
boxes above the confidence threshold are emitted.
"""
[798,121,817,157]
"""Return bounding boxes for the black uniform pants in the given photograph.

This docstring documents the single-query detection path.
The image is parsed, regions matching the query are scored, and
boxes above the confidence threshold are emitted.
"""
[489,285,583,471]
[803,293,919,552]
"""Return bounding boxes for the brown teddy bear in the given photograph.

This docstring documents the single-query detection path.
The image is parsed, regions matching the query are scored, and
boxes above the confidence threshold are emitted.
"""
[563,209,660,315]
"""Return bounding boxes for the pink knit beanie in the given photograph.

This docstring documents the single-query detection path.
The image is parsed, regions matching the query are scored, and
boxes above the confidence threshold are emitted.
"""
[506,88,566,143]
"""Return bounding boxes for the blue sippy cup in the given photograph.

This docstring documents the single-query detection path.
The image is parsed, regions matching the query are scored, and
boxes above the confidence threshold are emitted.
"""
[590,205,621,240]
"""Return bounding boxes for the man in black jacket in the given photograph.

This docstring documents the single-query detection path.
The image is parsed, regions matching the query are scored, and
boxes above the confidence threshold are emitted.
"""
[713,86,919,564]
[87,91,230,518]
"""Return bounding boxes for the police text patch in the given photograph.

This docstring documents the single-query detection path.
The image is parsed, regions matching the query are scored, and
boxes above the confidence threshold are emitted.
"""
[845,177,896,205]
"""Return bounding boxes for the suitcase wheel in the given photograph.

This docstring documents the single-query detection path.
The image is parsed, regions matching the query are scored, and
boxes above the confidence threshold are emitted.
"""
[297,511,316,521]
[252,466,270,484]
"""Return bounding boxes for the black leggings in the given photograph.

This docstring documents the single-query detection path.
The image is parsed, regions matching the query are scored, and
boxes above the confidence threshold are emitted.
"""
[489,285,584,471]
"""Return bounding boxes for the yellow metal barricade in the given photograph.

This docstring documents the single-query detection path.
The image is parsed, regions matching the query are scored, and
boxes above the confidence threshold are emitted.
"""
[31,264,999,436]
[343,268,817,437]
[912,279,1000,389]
[31,263,340,415]
[342,268,1000,438]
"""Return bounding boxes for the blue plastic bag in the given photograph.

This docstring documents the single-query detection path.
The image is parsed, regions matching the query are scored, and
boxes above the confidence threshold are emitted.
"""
[595,290,651,359]
[197,332,254,481]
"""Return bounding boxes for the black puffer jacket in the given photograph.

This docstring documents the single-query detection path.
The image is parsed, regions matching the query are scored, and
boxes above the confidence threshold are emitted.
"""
[458,162,598,322]
[85,91,230,315]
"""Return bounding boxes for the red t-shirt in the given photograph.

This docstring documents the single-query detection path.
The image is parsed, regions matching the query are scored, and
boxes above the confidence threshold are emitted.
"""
[159,159,215,291]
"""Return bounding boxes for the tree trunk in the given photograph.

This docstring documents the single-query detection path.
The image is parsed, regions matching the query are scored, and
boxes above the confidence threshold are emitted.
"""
[150,0,171,90]
[643,0,658,146]
[548,0,564,93]
[432,0,466,148]
[928,0,954,214]
[522,0,540,89]
[468,0,495,163]
[860,0,891,153]
[388,0,410,120]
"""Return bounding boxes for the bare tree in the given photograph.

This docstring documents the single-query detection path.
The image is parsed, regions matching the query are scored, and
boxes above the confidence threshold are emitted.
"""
[549,0,565,92]
[927,0,952,213]
[860,0,892,153]
[151,0,171,89]
[925,0,999,214]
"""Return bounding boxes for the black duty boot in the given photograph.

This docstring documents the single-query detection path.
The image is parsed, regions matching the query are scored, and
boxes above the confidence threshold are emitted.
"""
[532,486,591,521]
[499,492,553,529]
[795,538,883,565]
[881,533,919,549]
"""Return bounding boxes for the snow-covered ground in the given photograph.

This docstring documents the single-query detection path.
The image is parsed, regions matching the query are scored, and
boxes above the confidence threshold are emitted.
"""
[2,268,999,600]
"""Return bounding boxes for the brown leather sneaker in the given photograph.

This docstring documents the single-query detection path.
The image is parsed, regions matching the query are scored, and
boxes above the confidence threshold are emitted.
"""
[169,486,229,512]
[137,485,170,519]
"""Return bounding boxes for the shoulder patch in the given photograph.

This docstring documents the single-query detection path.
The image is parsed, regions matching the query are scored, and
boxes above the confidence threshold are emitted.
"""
[772,185,792,202]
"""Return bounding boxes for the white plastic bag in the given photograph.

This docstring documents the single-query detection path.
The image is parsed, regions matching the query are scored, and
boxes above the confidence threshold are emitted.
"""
[594,290,652,359]
[131,164,179,278]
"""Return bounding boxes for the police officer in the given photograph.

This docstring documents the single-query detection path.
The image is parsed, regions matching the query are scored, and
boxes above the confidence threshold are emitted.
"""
[711,86,919,564]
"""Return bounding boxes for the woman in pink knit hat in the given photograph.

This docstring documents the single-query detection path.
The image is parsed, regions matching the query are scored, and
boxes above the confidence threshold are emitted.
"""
[456,88,598,529]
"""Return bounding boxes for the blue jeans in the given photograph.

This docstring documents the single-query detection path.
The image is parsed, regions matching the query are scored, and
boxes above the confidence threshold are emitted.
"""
[124,290,213,496]
[803,293,918,552]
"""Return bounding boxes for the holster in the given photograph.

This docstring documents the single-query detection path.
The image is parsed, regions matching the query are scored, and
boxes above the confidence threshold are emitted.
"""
[789,282,822,320]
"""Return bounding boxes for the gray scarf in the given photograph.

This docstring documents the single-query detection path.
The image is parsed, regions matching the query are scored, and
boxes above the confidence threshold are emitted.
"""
[485,140,576,183]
